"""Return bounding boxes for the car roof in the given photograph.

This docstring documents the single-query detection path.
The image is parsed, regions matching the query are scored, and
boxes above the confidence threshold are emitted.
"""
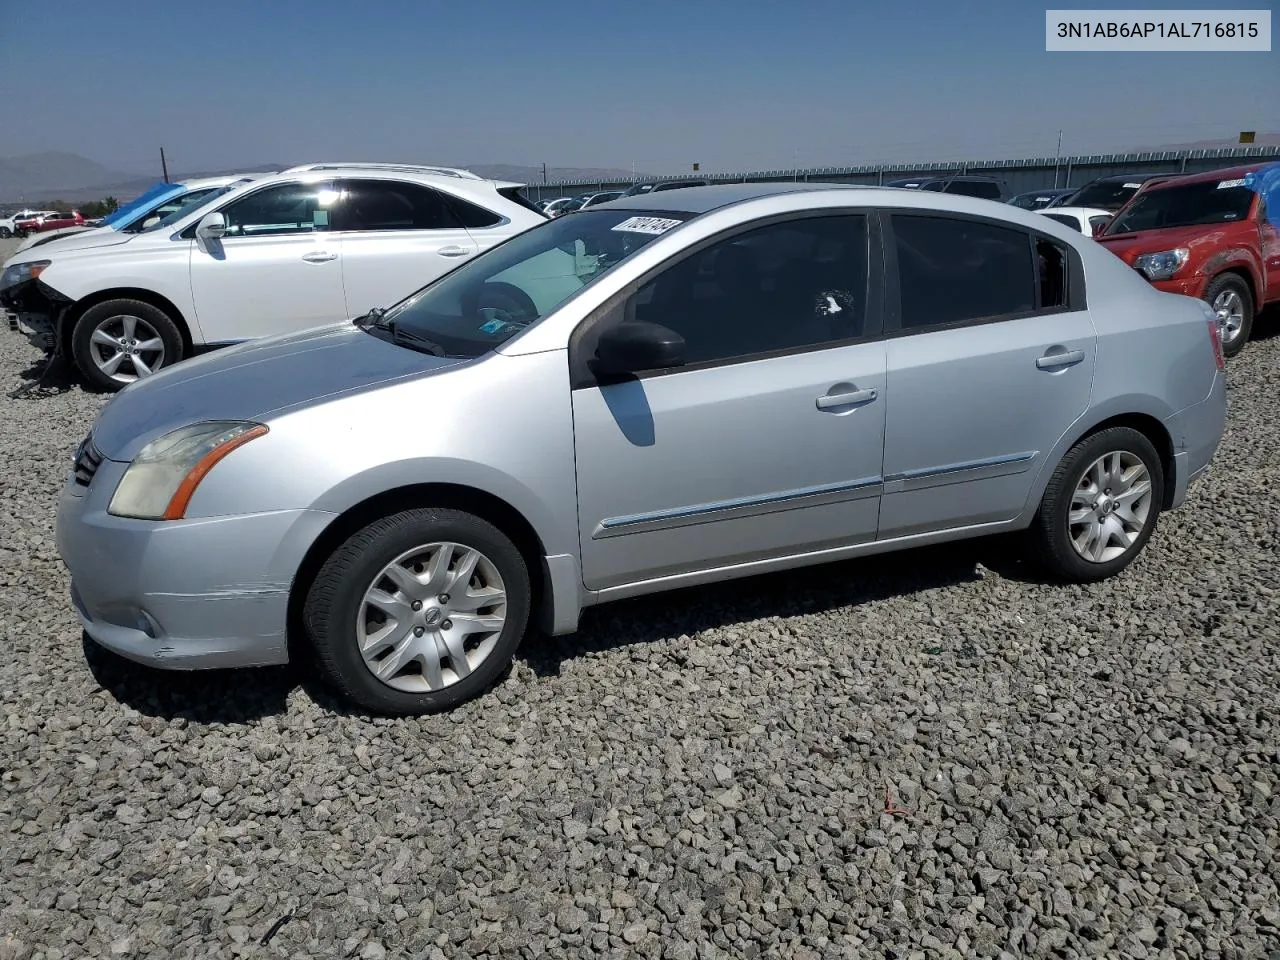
[1085,173,1168,184]
[1144,162,1272,190]
[602,181,881,214]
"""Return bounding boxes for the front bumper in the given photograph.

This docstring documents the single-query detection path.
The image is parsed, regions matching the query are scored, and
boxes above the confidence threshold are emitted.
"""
[1,278,64,353]
[1164,368,1227,511]
[1151,275,1208,300]
[56,455,336,670]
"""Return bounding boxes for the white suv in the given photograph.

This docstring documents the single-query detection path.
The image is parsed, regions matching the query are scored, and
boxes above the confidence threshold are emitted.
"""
[0,163,547,390]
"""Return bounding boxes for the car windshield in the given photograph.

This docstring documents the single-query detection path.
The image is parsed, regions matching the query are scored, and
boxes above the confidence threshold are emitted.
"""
[370,208,692,359]
[1064,180,1148,211]
[140,184,240,233]
[100,182,180,229]
[1104,178,1256,235]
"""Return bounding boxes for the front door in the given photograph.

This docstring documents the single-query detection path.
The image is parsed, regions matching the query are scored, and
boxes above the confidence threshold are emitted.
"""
[188,179,346,343]
[878,211,1096,539]
[570,212,888,591]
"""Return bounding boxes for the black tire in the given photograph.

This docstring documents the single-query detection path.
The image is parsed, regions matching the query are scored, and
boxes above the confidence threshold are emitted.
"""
[1203,273,1253,359]
[303,508,531,716]
[1029,426,1164,583]
[70,298,185,392]
[0,227,11,238]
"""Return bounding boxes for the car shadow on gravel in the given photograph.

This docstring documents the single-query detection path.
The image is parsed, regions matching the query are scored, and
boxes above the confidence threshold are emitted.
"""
[526,535,1035,677]
[82,633,300,723]
[9,354,79,398]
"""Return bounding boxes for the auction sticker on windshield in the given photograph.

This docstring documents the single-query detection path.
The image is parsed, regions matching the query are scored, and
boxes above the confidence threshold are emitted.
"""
[612,216,683,235]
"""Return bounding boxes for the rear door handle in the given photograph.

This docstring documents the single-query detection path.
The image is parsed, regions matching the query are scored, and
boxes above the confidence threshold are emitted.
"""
[437,245,471,258]
[302,251,338,263]
[816,388,877,410]
[1036,349,1085,370]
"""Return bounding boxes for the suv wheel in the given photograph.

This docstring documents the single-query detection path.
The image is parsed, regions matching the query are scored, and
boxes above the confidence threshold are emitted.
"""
[70,299,184,392]
[1030,426,1164,582]
[0,227,11,238]
[1204,273,1253,358]
[303,508,531,716]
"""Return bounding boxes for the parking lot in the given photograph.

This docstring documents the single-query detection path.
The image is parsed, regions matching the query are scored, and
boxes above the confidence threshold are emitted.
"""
[1,225,1278,958]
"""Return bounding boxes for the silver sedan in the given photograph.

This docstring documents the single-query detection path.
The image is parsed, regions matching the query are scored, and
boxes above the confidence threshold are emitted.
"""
[57,183,1227,715]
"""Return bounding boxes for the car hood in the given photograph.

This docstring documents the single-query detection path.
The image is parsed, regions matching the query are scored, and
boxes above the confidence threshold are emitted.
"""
[8,227,128,263]
[1096,223,1248,265]
[91,323,468,461]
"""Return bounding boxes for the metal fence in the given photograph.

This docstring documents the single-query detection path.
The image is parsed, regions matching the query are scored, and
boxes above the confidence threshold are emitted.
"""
[525,144,1280,201]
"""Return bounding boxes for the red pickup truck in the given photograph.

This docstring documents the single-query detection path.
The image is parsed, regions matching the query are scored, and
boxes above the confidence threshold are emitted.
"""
[1096,162,1280,357]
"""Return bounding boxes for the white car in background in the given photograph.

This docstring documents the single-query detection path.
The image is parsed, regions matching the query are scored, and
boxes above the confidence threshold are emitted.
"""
[1038,206,1113,237]
[13,175,262,254]
[0,163,547,390]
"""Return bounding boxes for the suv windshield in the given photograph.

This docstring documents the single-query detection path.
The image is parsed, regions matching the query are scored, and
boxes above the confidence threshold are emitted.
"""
[368,208,692,359]
[140,184,241,233]
[1104,178,1256,235]
[101,182,179,229]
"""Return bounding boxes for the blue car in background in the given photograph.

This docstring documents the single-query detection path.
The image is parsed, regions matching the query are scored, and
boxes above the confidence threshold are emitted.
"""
[11,175,260,254]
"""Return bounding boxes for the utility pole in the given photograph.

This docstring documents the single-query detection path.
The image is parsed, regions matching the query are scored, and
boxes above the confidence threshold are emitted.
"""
[1053,130,1063,188]
[160,147,170,182]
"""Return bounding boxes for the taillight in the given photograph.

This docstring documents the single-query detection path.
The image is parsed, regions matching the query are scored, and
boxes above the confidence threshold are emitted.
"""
[1207,317,1225,371]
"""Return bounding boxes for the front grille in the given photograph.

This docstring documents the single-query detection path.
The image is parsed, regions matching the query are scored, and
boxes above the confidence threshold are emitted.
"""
[72,435,103,487]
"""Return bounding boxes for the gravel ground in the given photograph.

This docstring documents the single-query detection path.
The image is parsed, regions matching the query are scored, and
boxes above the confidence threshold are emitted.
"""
[1,233,1278,959]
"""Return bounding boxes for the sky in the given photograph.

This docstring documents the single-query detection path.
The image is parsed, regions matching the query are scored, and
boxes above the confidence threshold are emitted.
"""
[2,0,1277,177]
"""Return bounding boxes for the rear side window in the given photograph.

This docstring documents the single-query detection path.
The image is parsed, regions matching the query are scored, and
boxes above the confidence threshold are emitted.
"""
[891,214,1036,330]
[1043,213,1078,229]
[1036,237,1068,309]
[335,179,461,231]
[442,192,505,228]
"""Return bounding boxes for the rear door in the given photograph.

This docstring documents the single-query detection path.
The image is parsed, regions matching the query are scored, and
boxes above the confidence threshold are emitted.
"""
[877,210,1096,539]
[332,177,481,317]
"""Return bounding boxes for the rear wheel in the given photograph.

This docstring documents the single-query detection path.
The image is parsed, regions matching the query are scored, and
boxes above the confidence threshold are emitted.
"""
[303,508,531,716]
[1204,273,1253,358]
[70,298,184,392]
[1030,426,1164,582]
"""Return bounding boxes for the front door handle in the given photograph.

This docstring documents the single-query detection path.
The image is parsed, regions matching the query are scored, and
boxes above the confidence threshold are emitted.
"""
[302,251,338,263]
[437,245,471,258]
[816,387,877,411]
[1036,348,1085,370]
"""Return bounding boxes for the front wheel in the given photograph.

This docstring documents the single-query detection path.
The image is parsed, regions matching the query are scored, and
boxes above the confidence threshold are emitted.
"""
[303,508,531,715]
[1204,273,1253,358]
[70,298,185,392]
[0,227,11,238]
[1029,426,1164,583]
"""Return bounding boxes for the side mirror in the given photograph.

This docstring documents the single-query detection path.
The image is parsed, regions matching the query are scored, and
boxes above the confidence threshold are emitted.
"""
[594,322,685,376]
[195,211,227,240]
[1091,220,1107,237]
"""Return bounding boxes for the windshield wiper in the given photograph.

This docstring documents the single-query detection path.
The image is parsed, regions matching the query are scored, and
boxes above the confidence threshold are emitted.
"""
[352,306,390,330]
[391,326,449,357]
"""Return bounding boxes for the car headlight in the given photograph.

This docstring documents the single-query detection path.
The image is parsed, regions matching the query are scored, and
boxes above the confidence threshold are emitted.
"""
[1133,248,1189,281]
[0,259,51,290]
[108,421,268,520]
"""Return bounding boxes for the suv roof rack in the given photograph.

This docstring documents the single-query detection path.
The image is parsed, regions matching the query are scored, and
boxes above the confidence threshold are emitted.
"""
[283,162,485,180]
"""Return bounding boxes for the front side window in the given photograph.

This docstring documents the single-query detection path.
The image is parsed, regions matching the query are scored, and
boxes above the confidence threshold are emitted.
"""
[218,181,339,237]
[892,214,1035,330]
[1103,179,1257,235]
[368,208,693,359]
[607,214,870,366]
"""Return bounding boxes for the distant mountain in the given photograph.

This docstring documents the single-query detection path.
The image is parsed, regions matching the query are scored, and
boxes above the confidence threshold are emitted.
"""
[0,151,144,201]
[0,153,643,203]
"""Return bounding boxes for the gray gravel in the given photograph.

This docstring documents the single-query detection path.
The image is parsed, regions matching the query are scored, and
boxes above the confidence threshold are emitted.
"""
[2,232,1278,958]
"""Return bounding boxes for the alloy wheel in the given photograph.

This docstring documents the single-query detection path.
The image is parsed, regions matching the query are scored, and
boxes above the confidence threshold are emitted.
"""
[88,314,166,384]
[1068,451,1153,563]
[1212,289,1245,346]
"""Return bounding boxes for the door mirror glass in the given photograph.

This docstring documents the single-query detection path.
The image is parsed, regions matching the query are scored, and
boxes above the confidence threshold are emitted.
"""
[593,321,685,376]
[195,211,227,240]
